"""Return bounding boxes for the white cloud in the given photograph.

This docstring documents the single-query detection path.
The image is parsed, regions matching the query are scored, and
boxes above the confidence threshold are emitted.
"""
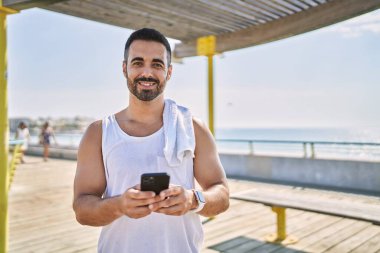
[324,9,380,37]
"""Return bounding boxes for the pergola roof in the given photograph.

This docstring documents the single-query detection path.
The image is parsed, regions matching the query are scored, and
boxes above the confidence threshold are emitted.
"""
[4,0,380,58]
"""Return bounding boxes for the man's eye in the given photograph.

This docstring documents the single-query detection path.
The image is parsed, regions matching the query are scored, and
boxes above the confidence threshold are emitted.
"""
[153,63,163,68]
[132,62,143,66]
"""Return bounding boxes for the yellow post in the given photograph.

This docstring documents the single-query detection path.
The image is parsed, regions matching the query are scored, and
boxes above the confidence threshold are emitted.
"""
[0,8,9,253]
[196,35,216,224]
[0,3,18,252]
[197,35,216,135]
[265,206,298,245]
[273,206,286,240]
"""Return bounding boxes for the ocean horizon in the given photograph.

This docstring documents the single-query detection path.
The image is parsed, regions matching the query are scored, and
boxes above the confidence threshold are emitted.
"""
[18,126,380,147]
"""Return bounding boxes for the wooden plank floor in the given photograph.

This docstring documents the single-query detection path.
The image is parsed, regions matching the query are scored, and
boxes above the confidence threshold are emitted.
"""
[8,156,380,253]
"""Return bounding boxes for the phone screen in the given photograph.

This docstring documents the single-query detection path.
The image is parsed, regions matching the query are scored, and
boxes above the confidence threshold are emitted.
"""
[141,173,170,195]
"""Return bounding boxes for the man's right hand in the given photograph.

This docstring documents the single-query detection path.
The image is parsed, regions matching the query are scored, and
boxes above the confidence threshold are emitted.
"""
[119,184,164,219]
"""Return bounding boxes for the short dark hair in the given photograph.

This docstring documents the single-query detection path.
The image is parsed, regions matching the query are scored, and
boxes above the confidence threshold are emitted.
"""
[124,28,171,65]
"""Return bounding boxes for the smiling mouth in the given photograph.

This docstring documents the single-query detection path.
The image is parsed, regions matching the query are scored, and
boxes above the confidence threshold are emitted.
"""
[138,81,157,87]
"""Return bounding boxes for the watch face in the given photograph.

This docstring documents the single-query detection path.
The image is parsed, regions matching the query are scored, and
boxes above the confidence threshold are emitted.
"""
[196,191,206,203]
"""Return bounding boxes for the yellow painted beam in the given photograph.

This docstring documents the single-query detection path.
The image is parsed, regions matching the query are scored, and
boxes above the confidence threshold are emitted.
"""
[197,35,216,135]
[0,7,9,253]
[0,2,16,252]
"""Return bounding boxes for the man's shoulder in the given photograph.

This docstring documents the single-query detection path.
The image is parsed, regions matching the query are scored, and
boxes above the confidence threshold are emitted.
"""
[88,113,117,131]
[87,120,103,134]
[192,117,204,128]
[82,120,103,144]
[191,117,217,157]
[90,119,103,126]
[192,117,210,137]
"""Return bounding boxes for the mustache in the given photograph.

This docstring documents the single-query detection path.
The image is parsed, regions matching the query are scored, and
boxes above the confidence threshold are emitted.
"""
[134,77,159,84]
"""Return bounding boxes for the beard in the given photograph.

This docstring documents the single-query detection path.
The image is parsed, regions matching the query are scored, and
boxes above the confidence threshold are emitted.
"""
[127,76,166,101]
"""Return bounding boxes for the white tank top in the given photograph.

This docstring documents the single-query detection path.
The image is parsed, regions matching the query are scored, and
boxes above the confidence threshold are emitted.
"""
[98,115,203,253]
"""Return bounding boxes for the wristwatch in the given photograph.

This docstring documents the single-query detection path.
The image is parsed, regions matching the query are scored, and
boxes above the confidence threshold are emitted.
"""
[191,190,206,213]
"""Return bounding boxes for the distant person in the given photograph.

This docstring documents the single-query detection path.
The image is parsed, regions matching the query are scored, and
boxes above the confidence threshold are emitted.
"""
[40,122,57,161]
[73,28,229,253]
[15,121,30,163]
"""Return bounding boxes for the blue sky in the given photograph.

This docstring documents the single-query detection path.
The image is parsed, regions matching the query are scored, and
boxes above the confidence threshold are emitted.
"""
[7,8,380,128]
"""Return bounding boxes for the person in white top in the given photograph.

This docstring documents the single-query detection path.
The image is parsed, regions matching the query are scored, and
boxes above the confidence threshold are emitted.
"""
[15,121,30,163]
[74,28,230,253]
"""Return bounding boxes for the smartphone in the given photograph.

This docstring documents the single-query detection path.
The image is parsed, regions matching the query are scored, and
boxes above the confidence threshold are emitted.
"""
[140,173,170,195]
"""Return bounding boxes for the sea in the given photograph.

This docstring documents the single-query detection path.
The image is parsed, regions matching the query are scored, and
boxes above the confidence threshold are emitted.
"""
[215,127,380,161]
[23,127,380,161]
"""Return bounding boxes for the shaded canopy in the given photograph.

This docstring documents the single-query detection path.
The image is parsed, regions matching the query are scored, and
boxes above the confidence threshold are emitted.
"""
[4,0,380,58]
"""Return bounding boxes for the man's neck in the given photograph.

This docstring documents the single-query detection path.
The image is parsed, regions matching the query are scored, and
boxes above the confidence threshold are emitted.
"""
[124,95,165,124]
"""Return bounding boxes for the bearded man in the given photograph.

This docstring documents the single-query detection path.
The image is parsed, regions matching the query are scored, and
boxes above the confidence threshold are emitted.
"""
[73,28,229,253]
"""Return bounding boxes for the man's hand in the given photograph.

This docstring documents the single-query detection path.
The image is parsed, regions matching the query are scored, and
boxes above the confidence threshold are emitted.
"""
[149,185,195,216]
[119,184,164,219]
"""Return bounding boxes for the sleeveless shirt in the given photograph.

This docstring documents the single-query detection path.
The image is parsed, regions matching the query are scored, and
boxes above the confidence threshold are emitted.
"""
[98,114,203,253]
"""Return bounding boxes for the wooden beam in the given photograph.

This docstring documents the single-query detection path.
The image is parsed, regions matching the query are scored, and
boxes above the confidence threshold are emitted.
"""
[3,0,65,10]
[43,0,219,41]
[174,0,380,58]
[44,0,256,40]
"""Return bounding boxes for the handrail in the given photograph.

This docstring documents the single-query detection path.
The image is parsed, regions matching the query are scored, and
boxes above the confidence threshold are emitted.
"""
[28,143,78,150]
[216,139,380,159]
[216,139,380,146]
[9,140,24,146]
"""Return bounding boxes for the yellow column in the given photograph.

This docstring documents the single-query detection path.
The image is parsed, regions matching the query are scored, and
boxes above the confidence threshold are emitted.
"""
[197,35,216,135]
[273,206,286,240]
[0,3,18,252]
[266,206,298,245]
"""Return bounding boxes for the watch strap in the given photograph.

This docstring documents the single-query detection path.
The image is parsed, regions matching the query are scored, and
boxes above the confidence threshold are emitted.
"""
[191,190,206,213]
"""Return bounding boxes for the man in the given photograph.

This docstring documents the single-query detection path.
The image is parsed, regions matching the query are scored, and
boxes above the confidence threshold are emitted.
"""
[73,28,229,253]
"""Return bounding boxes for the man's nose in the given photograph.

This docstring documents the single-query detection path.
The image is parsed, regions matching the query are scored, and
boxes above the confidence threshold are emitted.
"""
[140,66,154,77]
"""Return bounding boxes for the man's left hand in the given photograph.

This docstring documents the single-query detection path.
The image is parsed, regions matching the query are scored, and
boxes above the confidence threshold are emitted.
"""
[148,185,195,216]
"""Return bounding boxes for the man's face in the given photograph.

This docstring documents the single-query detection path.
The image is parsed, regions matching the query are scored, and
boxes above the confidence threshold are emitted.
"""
[123,40,172,102]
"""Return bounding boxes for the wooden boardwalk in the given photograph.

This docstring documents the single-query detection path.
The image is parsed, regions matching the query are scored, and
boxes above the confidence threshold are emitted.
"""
[8,156,380,253]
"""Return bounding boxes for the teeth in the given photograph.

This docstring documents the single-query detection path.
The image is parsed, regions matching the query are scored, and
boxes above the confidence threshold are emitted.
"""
[138,81,155,87]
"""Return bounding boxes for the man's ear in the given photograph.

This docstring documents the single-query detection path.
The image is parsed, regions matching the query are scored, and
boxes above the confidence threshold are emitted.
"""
[166,64,173,81]
[122,61,127,78]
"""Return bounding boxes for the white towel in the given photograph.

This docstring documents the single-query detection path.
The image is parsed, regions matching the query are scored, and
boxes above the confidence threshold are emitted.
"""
[163,99,195,167]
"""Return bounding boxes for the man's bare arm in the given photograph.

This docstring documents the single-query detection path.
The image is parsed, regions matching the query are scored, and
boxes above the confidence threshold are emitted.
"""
[73,121,122,226]
[192,118,230,217]
[73,121,161,226]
